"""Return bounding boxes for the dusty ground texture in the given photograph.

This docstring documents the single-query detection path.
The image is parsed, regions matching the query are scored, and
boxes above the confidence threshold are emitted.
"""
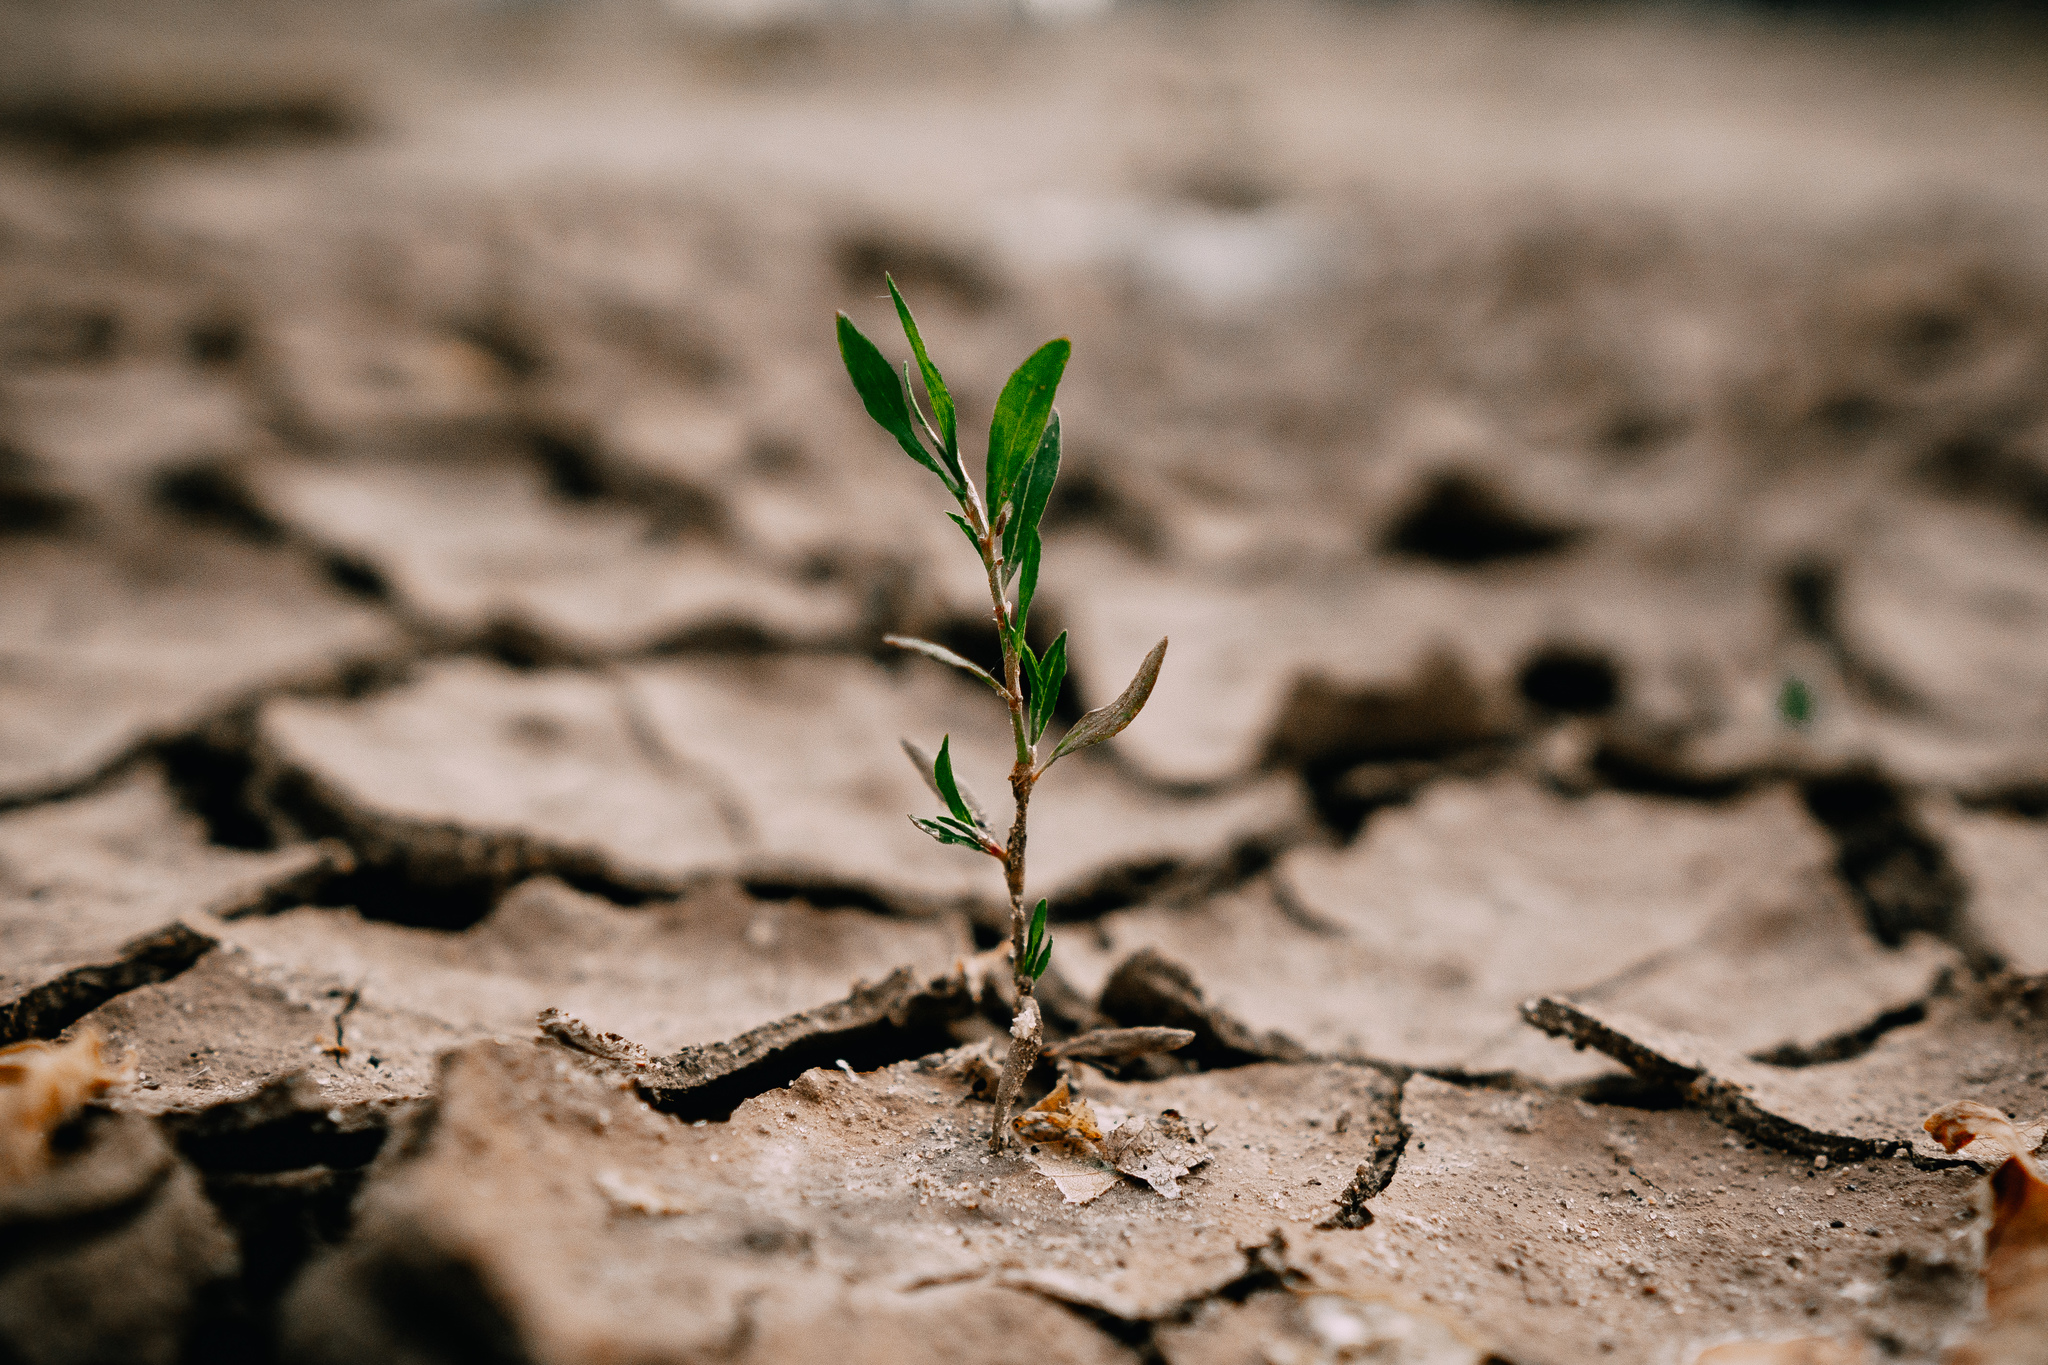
[4,1,2048,1361]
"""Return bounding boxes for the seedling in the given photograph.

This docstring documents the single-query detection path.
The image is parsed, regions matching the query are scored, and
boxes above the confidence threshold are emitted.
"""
[838,279,1166,1150]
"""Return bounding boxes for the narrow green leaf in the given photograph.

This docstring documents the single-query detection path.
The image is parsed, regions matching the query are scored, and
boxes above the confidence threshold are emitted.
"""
[837,312,954,490]
[1049,637,1168,765]
[911,815,986,851]
[1030,631,1068,744]
[887,276,961,484]
[906,361,948,463]
[946,512,981,558]
[1016,530,1042,638]
[901,739,991,831]
[985,338,1069,508]
[932,736,977,828]
[1023,899,1052,979]
[1002,411,1060,585]
[882,634,1005,697]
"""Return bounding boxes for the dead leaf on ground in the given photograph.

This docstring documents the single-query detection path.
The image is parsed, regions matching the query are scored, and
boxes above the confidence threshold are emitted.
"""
[1014,1078,1212,1203]
[0,1030,133,1185]
[1923,1099,2048,1365]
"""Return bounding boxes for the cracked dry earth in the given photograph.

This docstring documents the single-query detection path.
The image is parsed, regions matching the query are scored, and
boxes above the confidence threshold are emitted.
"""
[7,3,2048,1363]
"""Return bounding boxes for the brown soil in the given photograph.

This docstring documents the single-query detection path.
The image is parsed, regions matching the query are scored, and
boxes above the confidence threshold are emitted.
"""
[4,2,2048,1361]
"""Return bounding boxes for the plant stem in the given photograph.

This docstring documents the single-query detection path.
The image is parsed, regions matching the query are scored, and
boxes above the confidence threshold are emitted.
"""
[971,508,1043,1151]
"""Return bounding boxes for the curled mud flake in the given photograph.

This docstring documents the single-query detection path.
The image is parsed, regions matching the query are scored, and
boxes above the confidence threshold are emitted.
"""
[1692,1340,1869,1365]
[0,1030,133,1185]
[538,1008,655,1068]
[1044,1027,1196,1062]
[1921,1099,2048,1365]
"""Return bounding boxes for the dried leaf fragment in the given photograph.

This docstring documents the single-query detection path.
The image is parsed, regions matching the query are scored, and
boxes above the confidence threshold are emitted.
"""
[0,1030,133,1186]
[1013,1079,1211,1201]
[1922,1099,2048,1365]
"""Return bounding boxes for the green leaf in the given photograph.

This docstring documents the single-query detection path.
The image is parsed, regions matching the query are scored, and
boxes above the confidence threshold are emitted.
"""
[837,312,954,491]
[1049,636,1167,765]
[888,276,962,485]
[1030,631,1067,744]
[911,815,987,851]
[1022,899,1052,979]
[1002,411,1060,585]
[985,338,1069,509]
[946,512,981,558]
[1016,529,1042,637]
[901,739,990,831]
[932,735,978,829]
[882,634,1005,697]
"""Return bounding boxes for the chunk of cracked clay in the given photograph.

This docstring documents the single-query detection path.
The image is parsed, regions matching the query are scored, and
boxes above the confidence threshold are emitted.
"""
[1048,542,1771,785]
[1063,778,1953,1080]
[256,658,742,897]
[83,875,971,1126]
[1523,978,2048,1163]
[281,1038,1400,1363]
[1282,1076,1981,1365]
[1918,798,2048,976]
[243,457,857,657]
[0,768,346,1044]
[261,654,1306,911]
[625,654,1309,910]
[0,527,402,803]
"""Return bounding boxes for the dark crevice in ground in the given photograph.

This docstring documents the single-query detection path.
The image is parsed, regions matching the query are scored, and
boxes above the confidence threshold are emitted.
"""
[1382,472,1581,566]
[1799,769,1997,970]
[1750,999,1933,1068]
[0,922,218,1046]
[0,90,363,159]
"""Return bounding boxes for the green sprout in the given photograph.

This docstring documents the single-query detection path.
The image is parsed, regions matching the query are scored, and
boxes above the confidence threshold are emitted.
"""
[1778,675,1814,730]
[839,278,1167,1151]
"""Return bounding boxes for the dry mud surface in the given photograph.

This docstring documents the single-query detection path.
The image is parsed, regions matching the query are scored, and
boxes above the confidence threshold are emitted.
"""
[4,2,2048,1362]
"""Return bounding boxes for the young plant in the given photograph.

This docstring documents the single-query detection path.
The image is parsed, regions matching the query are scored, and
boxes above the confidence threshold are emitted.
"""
[838,279,1167,1151]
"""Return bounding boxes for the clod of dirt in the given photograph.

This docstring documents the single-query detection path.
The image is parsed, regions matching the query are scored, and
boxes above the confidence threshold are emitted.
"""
[1921,1099,2048,1364]
[0,1106,236,1365]
[0,525,403,805]
[1065,778,1953,1082]
[258,655,1307,915]
[1156,1288,1489,1365]
[240,456,858,658]
[1284,1075,1981,1364]
[281,1037,1402,1360]
[0,1031,131,1184]
[1524,976,2048,1163]
[1,768,348,1043]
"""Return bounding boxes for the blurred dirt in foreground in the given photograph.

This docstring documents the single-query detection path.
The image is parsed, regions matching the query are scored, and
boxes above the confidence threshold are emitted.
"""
[4,2,2048,1361]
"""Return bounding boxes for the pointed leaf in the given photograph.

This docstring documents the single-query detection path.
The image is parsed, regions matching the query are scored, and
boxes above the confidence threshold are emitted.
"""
[882,634,1004,696]
[985,338,1069,508]
[932,736,977,828]
[911,815,986,851]
[946,512,982,558]
[1030,631,1067,744]
[888,276,961,483]
[1049,637,1168,765]
[1002,411,1060,584]
[837,312,953,490]
[1023,899,1052,978]
[1016,529,1042,637]
[901,739,990,831]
